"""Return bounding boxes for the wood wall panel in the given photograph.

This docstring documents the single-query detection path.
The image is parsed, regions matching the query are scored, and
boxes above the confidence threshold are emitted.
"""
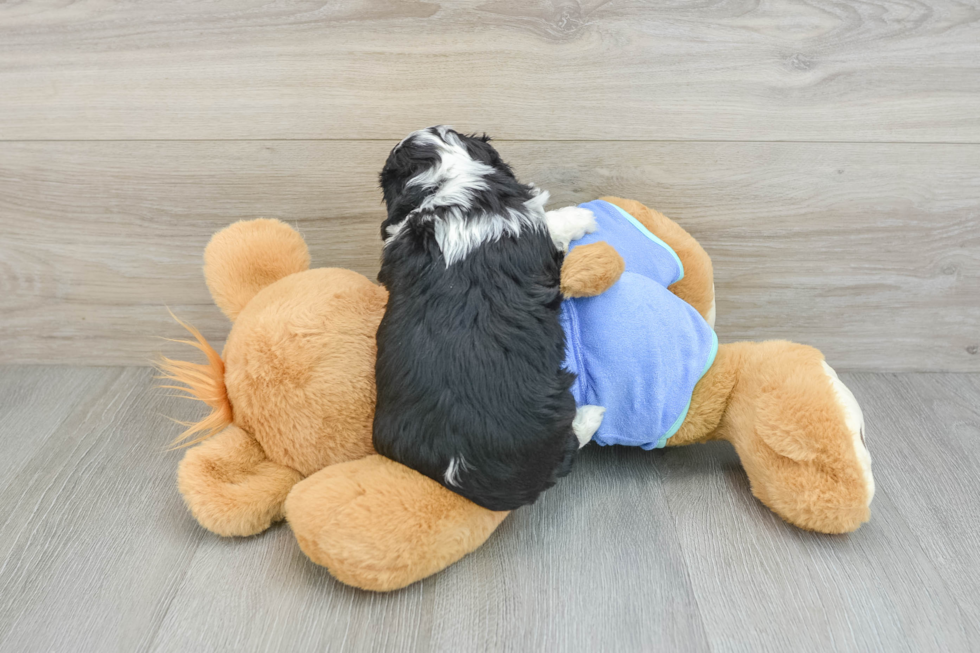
[2,140,976,370]
[1,0,978,141]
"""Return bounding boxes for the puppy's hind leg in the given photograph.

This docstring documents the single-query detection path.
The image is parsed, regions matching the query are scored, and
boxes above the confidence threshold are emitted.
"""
[572,405,605,447]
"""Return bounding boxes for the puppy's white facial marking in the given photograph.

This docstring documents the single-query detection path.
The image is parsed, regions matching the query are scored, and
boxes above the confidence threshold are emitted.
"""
[573,404,605,448]
[389,127,548,265]
[444,455,470,487]
[408,128,493,215]
[546,206,598,253]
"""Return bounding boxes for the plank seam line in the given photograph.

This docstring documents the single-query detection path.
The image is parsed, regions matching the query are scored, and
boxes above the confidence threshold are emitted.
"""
[1,139,979,145]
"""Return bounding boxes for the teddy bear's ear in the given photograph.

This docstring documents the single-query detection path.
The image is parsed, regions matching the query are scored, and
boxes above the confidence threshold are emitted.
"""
[204,219,311,321]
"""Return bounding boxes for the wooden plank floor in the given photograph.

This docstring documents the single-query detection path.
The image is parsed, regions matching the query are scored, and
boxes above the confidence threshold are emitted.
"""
[1,366,978,652]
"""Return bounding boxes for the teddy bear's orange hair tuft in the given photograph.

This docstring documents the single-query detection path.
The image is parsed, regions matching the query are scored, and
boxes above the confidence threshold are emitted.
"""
[157,311,233,448]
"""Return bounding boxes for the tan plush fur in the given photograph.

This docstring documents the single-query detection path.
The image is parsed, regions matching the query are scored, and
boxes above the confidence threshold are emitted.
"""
[667,342,872,533]
[720,341,872,532]
[222,267,385,476]
[286,456,508,591]
[178,425,303,536]
[158,312,233,447]
[560,241,625,298]
[166,218,506,590]
[168,201,872,592]
[204,218,311,321]
[603,200,873,532]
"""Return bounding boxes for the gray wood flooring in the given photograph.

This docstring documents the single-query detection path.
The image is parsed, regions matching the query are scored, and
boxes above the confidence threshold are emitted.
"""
[1,366,977,652]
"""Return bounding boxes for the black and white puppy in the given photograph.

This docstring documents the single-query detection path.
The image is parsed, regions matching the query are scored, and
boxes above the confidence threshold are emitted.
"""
[374,126,600,511]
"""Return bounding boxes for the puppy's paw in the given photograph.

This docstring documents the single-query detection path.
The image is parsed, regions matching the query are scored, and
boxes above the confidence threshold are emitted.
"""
[572,405,605,447]
[546,206,598,252]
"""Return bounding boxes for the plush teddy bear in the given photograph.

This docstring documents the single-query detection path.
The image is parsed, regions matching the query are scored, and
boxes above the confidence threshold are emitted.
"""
[162,197,874,592]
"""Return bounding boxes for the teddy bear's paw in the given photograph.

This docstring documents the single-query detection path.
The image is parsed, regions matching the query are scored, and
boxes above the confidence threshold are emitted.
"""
[747,354,875,534]
[821,361,874,503]
[573,405,605,447]
[546,206,598,252]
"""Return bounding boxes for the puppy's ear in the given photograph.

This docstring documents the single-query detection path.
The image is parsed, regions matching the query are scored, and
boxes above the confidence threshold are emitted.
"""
[379,137,440,235]
[379,143,411,206]
[462,133,509,176]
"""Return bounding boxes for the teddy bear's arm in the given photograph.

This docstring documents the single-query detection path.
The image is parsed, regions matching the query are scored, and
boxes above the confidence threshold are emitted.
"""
[178,425,303,537]
[561,241,625,297]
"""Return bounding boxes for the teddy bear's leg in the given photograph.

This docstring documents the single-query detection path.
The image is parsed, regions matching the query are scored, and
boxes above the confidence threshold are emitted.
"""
[600,197,715,325]
[695,341,875,533]
[178,425,304,537]
[285,455,508,591]
[666,343,741,448]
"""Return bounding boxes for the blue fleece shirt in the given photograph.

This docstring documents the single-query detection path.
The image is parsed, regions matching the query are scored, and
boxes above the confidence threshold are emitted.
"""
[560,200,718,449]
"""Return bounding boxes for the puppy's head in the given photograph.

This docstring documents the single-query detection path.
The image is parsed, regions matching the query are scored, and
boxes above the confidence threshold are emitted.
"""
[379,126,543,257]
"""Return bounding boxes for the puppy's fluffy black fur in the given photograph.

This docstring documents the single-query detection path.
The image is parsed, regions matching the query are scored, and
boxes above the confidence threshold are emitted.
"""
[373,126,579,511]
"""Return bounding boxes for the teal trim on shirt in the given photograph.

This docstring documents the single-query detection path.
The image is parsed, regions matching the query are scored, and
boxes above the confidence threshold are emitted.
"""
[562,199,718,451]
[654,329,719,448]
[606,202,685,284]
